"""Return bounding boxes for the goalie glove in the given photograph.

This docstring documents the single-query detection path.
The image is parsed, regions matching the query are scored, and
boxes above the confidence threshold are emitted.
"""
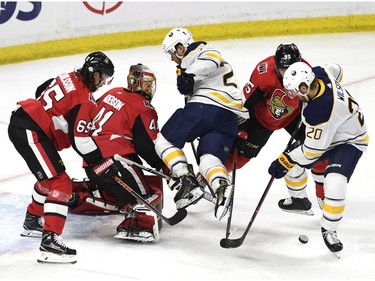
[176,65,195,96]
[268,152,296,179]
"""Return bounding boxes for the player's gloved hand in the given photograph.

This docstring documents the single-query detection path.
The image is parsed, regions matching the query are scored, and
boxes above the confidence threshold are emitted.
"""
[233,130,255,158]
[176,65,195,96]
[85,157,125,186]
[268,153,296,178]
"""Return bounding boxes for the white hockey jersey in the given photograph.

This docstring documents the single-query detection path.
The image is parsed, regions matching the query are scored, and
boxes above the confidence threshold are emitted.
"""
[181,42,249,119]
[289,66,369,166]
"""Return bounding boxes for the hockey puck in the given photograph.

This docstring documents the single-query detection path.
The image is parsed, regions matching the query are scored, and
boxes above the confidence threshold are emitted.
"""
[299,235,309,244]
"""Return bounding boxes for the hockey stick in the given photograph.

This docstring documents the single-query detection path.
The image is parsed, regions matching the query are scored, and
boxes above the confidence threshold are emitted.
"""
[224,149,237,238]
[220,120,303,248]
[114,154,216,204]
[114,154,170,180]
[113,176,187,226]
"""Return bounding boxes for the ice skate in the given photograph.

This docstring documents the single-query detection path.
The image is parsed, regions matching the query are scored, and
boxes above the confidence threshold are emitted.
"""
[37,231,77,264]
[214,180,233,220]
[20,211,44,238]
[173,165,203,209]
[278,197,314,216]
[321,227,343,258]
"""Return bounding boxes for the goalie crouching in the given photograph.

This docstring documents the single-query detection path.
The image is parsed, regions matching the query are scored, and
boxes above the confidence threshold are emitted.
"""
[70,63,167,243]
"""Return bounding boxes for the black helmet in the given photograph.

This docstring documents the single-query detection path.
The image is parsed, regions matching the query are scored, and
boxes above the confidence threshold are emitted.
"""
[83,51,114,77]
[127,63,156,100]
[81,51,114,91]
[274,44,301,69]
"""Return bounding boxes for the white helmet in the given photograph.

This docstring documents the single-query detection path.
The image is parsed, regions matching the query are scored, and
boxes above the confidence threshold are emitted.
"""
[283,62,315,98]
[162,27,194,57]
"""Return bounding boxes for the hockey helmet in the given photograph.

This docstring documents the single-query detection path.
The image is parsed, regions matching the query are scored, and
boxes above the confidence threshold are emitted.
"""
[162,27,194,57]
[82,51,114,88]
[275,43,302,69]
[283,62,315,98]
[127,63,156,100]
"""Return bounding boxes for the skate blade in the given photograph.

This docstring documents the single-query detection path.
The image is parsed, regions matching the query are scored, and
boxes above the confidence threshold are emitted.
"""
[216,185,234,221]
[176,189,204,209]
[20,229,42,238]
[333,251,341,259]
[37,251,77,264]
[280,208,314,216]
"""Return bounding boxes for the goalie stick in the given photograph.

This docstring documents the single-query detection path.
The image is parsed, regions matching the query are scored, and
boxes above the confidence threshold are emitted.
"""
[113,176,187,226]
[114,154,216,204]
[220,120,303,248]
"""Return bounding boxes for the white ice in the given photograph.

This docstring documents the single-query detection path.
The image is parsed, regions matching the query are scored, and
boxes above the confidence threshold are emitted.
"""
[1,32,375,280]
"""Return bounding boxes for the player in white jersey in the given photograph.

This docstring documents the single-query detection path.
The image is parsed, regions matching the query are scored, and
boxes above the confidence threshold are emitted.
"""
[268,62,368,255]
[155,27,249,220]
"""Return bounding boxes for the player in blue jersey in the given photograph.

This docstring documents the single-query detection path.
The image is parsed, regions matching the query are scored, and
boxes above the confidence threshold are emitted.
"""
[155,27,249,220]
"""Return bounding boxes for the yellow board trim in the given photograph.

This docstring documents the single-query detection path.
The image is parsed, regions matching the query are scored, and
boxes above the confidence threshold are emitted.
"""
[1,14,375,65]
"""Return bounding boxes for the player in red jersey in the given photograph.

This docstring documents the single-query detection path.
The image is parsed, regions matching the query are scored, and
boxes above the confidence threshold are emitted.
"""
[8,51,119,264]
[76,63,166,243]
[225,44,321,215]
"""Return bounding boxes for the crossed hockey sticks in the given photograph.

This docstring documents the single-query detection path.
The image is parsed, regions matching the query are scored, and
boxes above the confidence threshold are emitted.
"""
[113,154,216,204]
[220,120,303,248]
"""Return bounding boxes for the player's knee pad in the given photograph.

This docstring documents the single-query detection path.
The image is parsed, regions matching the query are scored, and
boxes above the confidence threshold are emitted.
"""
[284,165,308,197]
[324,173,347,200]
[41,171,72,202]
[32,181,48,205]
[199,154,229,190]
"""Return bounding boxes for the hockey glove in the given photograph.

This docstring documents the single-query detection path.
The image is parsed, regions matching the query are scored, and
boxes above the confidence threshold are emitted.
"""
[233,130,259,158]
[85,157,125,188]
[268,153,296,179]
[176,65,195,96]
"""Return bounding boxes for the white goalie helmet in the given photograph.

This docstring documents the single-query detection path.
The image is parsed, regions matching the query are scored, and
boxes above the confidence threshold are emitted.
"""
[162,27,194,57]
[283,62,315,98]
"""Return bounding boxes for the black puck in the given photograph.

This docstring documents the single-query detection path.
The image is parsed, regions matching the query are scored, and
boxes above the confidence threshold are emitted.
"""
[299,235,309,244]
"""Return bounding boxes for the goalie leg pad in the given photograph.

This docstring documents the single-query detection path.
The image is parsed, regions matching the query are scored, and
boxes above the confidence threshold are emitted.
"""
[114,204,160,243]
[68,190,119,215]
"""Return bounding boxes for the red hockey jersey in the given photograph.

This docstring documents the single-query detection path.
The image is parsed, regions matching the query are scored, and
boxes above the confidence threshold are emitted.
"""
[92,88,162,169]
[242,56,309,131]
[18,72,102,164]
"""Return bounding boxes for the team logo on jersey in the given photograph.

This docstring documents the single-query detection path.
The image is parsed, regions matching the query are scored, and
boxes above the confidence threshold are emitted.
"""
[257,62,268,74]
[269,90,294,119]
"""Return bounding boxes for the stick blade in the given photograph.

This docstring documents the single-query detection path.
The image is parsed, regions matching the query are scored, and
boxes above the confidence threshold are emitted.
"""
[220,237,243,249]
[166,208,188,225]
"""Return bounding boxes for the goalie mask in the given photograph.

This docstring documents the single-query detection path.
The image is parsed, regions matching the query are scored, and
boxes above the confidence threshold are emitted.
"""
[283,62,315,99]
[127,63,157,100]
[162,27,194,59]
[275,43,302,69]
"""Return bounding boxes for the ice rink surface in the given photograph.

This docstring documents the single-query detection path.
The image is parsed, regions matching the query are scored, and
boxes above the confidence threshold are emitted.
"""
[0,32,374,280]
